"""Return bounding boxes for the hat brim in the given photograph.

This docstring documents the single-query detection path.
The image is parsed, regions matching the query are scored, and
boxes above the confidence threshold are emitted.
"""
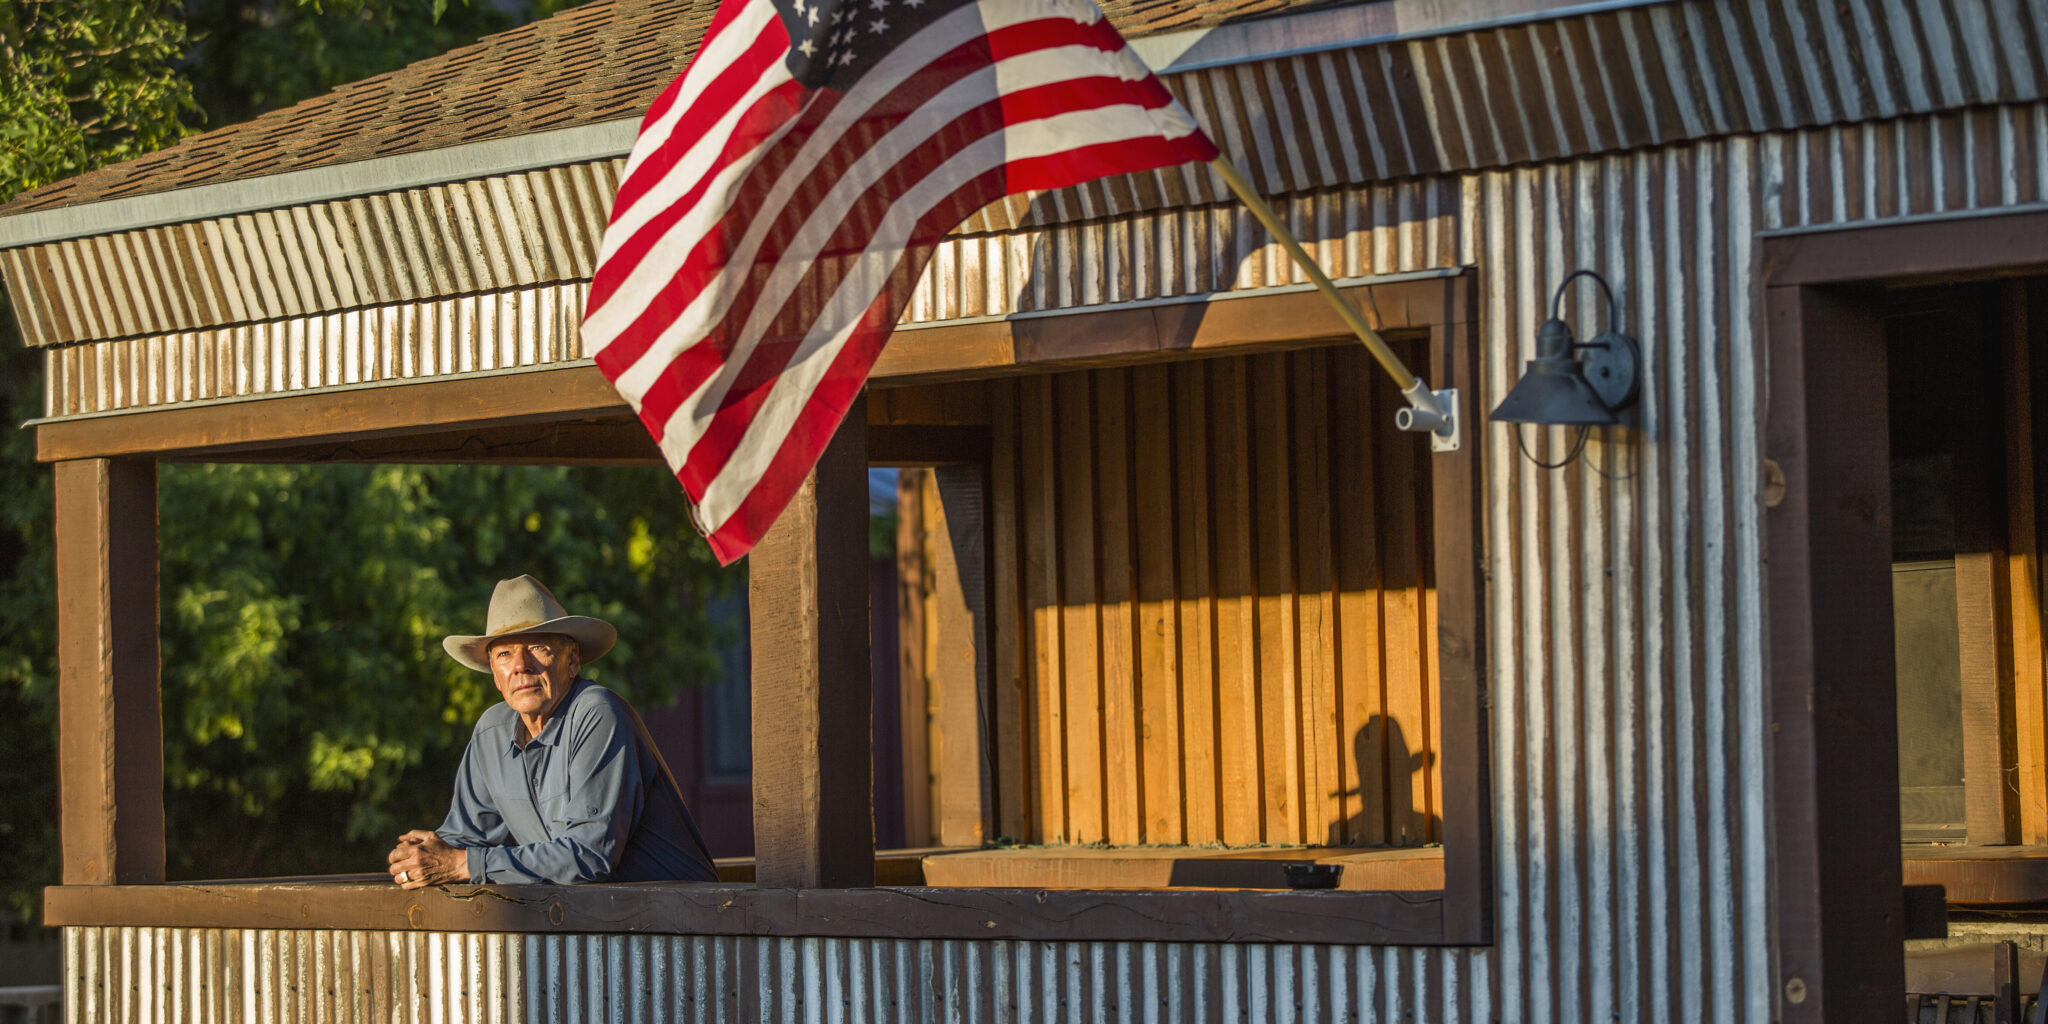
[443,615,618,673]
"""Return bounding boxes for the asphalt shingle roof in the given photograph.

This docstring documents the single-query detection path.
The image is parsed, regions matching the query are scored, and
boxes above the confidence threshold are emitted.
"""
[1,0,1324,216]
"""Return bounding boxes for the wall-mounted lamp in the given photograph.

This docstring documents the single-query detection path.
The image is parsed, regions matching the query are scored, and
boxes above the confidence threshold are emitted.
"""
[1490,269,1640,463]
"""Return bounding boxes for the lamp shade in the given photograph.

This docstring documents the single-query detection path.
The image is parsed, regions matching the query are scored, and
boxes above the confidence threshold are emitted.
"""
[1490,353,1620,425]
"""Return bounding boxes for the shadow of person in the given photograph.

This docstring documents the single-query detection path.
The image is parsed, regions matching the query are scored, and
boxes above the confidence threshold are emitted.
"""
[1328,714,1439,847]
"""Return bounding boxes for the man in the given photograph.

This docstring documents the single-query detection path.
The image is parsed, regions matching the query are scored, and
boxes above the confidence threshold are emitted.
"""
[387,575,718,887]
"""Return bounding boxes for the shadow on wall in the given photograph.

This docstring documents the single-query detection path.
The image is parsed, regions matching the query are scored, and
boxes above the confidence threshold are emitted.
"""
[1332,714,1440,848]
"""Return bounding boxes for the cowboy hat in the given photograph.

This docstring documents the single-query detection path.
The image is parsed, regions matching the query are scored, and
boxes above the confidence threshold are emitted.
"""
[442,575,618,673]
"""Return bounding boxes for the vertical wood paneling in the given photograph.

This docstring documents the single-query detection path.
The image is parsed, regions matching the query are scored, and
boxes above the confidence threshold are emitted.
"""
[1132,364,1184,846]
[1056,373,1105,844]
[997,349,1440,848]
[1172,361,1222,845]
[1208,356,1264,845]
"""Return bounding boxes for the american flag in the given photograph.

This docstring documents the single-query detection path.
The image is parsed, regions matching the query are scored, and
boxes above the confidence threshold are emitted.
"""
[582,0,1217,564]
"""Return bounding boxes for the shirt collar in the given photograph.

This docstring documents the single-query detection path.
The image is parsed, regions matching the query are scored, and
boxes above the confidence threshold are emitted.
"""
[506,678,585,753]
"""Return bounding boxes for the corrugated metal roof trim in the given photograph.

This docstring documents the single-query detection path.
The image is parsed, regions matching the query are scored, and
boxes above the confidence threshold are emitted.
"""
[0,0,1656,229]
[11,0,2048,348]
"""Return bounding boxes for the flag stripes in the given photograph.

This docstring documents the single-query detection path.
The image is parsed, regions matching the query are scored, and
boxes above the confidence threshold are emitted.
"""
[586,0,1215,563]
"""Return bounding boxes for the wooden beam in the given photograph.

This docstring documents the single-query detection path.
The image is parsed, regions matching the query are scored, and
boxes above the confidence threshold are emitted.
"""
[1764,282,1906,1024]
[42,879,1454,945]
[1761,209,2048,287]
[36,281,1446,464]
[1426,311,1491,946]
[871,279,1445,386]
[172,417,665,466]
[54,458,163,885]
[2006,279,2048,843]
[749,394,874,888]
[927,467,990,847]
[895,470,932,847]
[866,425,990,466]
[37,366,629,462]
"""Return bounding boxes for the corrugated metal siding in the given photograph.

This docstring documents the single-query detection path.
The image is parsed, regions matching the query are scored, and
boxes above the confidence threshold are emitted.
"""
[35,177,1462,418]
[65,927,1493,1023]
[1472,99,2048,1024]
[984,347,1442,850]
[12,0,2048,351]
[2,162,619,350]
[40,282,589,418]
[63,925,524,1024]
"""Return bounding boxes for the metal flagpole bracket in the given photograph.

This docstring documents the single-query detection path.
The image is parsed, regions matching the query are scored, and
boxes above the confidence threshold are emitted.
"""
[1396,382,1460,452]
[1208,154,1464,457]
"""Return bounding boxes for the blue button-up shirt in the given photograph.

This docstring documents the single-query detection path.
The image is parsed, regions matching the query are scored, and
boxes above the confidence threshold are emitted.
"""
[436,678,718,884]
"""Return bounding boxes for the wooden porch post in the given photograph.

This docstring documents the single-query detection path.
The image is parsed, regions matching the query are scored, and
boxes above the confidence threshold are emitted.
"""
[54,458,164,885]
[1765,283,1904,1022]
[749,395,875,888]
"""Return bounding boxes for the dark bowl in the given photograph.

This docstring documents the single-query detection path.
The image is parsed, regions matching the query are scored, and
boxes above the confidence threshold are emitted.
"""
[1283,863,1343,890]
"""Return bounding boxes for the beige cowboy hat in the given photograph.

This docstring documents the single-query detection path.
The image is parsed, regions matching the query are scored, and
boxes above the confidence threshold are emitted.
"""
[442,575,618,673]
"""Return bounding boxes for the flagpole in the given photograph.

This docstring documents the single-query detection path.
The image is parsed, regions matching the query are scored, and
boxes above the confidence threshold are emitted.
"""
[1208,155,1459,451]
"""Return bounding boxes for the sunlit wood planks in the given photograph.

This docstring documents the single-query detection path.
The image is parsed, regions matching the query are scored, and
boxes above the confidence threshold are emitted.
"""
[990,345,1441,848]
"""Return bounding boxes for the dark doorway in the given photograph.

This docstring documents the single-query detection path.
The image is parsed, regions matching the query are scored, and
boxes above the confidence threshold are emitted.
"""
[1766,209,2048,1023]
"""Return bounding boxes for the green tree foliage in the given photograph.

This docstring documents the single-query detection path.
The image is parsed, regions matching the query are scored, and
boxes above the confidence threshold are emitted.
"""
[0,0,197,196]
[0,0,683,923]
[156,462,735,880]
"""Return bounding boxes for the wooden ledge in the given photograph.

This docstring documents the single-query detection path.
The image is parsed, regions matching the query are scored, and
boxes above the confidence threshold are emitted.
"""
[919,845,1443,891]
[43,878,1458,945]
[1904,845,2048,906]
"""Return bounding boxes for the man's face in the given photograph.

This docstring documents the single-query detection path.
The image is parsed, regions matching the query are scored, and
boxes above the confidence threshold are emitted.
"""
[487,634,580,720]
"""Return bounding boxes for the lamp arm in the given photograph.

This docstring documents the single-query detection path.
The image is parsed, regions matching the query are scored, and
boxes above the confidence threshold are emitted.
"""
[1551,268,1622,332]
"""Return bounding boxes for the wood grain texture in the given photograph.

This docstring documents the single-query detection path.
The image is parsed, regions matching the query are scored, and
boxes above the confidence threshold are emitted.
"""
[1291,349,1343,851]
[38,364,628,462]
[1132,363,1184,845]
[55,458,164,885]
[41,878,1454,945]
[989,383,1029,842]
[927,469,988,847]
[1172,360,1221,845]
[1249,353,1303,845]
[896,470,932,847]
[991,344,1443,851]
[2006,279,2048,844]
[1093,371,1143,845]
[1056,372,1105,844]
[1019,375,1067,843]
[1207,356,1264,845]
[749,396,874,889]
[1763,281,1907,1024]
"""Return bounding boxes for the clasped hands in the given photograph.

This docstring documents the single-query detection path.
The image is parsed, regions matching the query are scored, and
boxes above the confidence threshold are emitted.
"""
[386,829,467,889]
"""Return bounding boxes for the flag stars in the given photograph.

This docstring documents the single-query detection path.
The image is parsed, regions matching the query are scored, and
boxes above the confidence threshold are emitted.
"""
[868,17,889,33]
[798,37,817,56]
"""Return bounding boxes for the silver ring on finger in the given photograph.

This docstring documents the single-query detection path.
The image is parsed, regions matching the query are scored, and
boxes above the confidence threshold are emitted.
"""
[398,871,409,883]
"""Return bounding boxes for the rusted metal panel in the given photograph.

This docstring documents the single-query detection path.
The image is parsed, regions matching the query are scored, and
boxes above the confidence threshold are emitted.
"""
[7,161,622,350]
[40,282,591,418]
[64,927,1493,1023]
[10,0,2048,350]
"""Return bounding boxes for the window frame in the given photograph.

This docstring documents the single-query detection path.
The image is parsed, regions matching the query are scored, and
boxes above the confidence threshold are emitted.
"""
[41,272,1490,947]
